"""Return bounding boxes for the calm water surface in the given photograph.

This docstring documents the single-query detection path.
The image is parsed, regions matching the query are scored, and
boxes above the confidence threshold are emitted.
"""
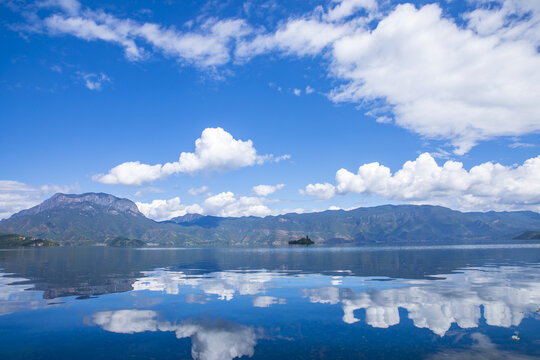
[0,245,539,359]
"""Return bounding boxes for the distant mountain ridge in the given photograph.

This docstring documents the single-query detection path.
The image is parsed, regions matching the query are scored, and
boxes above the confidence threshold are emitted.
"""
[1,192,540,246]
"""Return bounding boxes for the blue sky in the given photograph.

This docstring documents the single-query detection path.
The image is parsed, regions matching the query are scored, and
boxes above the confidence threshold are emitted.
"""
[1,0,539,220]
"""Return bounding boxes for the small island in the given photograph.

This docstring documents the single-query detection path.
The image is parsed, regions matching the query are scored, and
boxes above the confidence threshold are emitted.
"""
[289,235,314,245]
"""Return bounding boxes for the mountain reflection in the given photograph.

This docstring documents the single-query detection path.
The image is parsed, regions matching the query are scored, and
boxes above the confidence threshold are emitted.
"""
[302,266,540,336]
[0,272,51,315]
[92,310,258,360]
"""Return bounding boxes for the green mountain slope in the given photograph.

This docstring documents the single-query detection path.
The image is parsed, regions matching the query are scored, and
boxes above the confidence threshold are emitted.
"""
[1,193,540,246]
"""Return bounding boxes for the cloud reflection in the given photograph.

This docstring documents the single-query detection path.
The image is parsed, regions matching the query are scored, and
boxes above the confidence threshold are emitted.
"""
[133,269,284,303]
[131,265,540,336]
[92,309,258,360]
[302,266,540,336]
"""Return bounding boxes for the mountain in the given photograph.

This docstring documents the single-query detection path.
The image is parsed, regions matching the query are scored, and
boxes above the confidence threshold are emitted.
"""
[164,205,540,246]
[0,193,197,246]
[9,192,142,219]
[1,193,540,246]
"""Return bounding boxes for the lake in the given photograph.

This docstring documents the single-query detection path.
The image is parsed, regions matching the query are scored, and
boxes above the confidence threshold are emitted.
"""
[0,245,539,359]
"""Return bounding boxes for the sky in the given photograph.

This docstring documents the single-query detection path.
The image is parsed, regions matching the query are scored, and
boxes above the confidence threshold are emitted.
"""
[1,0,539,221]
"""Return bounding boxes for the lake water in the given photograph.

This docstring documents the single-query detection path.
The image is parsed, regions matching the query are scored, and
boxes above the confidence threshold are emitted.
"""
[0,245,539,359]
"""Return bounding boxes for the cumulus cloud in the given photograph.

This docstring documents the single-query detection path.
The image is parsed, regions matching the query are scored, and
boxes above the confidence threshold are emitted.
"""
[202,192,272,217]
[302,153,540,212]
[136,197,203,221]
[236,0,540,153]
[252,184,284,196]
[136,190,274,220]
[328,3,540,154]
[0,180,75,220]
[299,182,336,200]
[94,127,284,186]
[92,310,258,360]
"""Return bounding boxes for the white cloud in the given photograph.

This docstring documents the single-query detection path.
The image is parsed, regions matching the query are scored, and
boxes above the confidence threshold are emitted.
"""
[293,88,301,96]
[136,190,274,220]
[136,197,203,221]
[15,1,540,152]
[236,17,354,59]
[299,182,336,200]
[0,180,75,220]
[79,72,110,90]
[252,184,285,196]
[305,85,314,94]
[203,192,272,217]
[94,127,282,186]
[464,0,540,46]
[235,1,540,154]
[303,153,540,212]
[328,3,540,154]
[41,5,252,66]
[188,186,209,196]
[44,14,143,60]
[94,161,165,186]
[325,0,378,22]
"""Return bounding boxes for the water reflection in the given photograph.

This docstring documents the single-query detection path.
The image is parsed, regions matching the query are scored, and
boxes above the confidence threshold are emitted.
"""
[0,247,538,360]
[301,266,540,336]
[92,310,258,360]
[0,272,51,315]
[427,333,538,360]
[132,265,540,337]
[133,269,285,301]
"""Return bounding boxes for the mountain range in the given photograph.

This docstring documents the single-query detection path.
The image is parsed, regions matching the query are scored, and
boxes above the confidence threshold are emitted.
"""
[1,192,539,246]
